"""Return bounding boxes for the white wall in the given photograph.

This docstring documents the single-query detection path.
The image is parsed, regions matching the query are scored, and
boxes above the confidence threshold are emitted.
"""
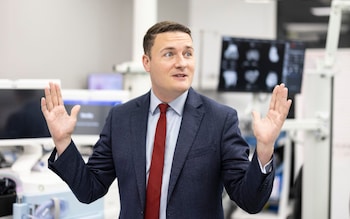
[0,0,133,89]
[189,0,276,115]
[158,0,189,26]
[0,0,276,92]
[189,0,276,90]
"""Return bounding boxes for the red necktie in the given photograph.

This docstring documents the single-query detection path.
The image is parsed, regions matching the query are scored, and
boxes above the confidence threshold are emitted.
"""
[145,103,169,219]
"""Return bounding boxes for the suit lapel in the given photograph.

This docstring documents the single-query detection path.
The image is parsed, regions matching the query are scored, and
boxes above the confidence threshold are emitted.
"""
[130,90,205,206]
[167,89,205,202]
[131,93,150,210]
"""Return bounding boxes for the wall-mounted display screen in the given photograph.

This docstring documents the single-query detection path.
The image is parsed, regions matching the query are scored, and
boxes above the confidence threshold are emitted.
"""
[61,89,130,136]
[0,89,50,139]
[218,36,305,94]
[0,88,129,142]
[64,100,121,135]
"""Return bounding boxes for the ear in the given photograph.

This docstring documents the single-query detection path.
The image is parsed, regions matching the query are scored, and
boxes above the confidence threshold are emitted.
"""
[142,54,151,72]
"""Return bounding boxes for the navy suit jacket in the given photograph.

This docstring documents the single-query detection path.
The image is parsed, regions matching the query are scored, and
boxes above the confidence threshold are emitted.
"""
[48,88,274,219]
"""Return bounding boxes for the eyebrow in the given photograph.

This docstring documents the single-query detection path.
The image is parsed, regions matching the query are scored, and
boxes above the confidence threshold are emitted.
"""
[160,46,194,53]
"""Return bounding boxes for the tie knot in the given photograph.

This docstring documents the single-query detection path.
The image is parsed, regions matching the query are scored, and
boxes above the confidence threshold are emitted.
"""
[158,103,169,114]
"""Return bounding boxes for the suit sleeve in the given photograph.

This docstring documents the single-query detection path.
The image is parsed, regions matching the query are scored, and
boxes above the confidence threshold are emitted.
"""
[220,110,275,214]
[47,140,115,203]
[48,111,117,204]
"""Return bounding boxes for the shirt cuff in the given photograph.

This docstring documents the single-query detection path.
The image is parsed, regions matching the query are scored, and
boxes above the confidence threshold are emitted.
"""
[258,159,273,174]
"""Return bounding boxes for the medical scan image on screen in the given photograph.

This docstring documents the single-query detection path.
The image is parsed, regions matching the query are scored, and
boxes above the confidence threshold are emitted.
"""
[218,36,305,94]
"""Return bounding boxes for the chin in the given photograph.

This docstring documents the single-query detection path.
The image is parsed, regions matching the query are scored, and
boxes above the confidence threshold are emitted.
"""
[176,84,191,92]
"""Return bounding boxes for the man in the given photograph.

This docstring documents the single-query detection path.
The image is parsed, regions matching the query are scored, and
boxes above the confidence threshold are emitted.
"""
[41,21,292,219]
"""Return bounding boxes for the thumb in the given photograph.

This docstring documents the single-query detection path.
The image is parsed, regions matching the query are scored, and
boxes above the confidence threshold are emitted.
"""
[70,105,81,119]
[251,110,261,122]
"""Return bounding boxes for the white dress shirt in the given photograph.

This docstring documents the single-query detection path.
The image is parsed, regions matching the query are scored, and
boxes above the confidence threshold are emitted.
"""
[146,90,187,219]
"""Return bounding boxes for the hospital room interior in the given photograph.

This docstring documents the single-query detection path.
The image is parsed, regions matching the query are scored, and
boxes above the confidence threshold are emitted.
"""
[1,0,350,218]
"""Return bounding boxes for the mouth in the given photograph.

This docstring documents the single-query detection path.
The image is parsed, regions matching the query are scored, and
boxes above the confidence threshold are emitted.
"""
[172,74,187,78]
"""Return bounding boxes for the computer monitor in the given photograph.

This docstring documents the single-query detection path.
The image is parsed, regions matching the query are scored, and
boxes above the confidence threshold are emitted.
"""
[0,88,50,140]
[218,36,305,94]
[87,73,124,90]
[61,89,130,144]
[0,79,61,146]
[0,81,129,147]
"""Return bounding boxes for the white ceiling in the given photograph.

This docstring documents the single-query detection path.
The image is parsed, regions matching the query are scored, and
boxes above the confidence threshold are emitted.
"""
[277,0,350,48]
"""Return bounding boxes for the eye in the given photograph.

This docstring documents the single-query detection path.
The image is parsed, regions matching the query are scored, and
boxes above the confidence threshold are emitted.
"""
[164,52,173,57]
[184,51,193,57]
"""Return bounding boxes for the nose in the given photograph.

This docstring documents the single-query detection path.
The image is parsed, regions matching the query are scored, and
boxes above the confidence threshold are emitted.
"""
[174,55,187,68]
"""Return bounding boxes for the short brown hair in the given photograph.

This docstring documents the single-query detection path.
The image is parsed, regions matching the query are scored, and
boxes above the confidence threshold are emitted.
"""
[143,21,192,57]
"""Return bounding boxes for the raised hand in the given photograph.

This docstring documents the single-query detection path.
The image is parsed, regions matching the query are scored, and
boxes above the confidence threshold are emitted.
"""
[251,83,292,165]
[41,82,81,155]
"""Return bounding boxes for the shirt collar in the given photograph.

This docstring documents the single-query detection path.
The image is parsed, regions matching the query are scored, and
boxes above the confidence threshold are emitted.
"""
[150,90,188,116]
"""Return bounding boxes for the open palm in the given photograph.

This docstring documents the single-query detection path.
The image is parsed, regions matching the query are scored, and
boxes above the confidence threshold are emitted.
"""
[41,82,80,154]
[251,83,292,164]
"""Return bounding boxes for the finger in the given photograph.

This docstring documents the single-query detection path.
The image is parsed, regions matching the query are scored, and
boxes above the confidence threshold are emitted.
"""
[277,85,292,118]
[283,99,293,118]
[278,83,288,101]
[44,85,54,111]
[251,110,261,122]
[50,82,59,107]
[277,84,288,105]
[41,97,49,118]
[55,83,64,106]
[70,105,81,119]
[269,84,279,110]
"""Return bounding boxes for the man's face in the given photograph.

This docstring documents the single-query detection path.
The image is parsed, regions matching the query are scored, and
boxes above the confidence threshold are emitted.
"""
[142,31,195,103]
